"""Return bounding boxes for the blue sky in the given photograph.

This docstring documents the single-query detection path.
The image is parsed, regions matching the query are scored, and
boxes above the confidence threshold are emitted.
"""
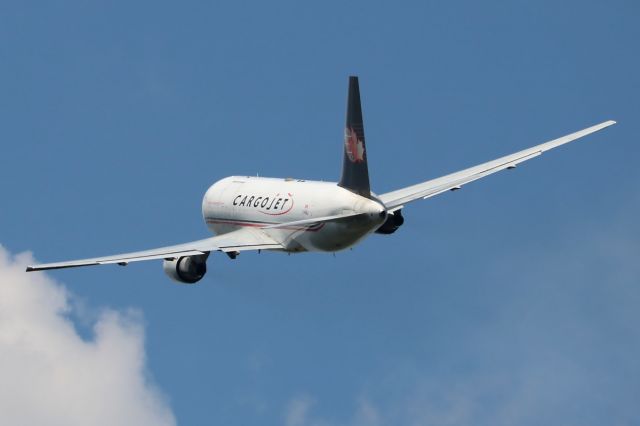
[1,1,638,425]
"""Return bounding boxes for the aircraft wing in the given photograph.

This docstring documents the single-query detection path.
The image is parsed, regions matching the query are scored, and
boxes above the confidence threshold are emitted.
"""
[25,211,366,272]
[378,120,616,211]
[25,227,283,272]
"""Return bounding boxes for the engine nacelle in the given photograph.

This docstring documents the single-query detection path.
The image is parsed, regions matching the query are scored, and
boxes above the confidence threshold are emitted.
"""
[163,254,209,284]
[375,209,405,235]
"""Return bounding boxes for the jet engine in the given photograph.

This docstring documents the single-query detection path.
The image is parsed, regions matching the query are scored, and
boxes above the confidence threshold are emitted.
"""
[162,253,209,284]
[375,209,404,235]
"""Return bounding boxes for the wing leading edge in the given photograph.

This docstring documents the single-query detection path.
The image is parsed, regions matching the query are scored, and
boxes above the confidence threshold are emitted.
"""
[378,120,616,211]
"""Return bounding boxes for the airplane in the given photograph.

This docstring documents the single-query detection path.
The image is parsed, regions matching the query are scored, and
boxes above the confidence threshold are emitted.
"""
[26,76,616,283]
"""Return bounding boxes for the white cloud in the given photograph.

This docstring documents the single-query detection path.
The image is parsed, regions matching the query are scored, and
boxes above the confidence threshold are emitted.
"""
[0,245,176,426]
[285,395,316,426]
[353,397,381,426]
[284,395,382,426]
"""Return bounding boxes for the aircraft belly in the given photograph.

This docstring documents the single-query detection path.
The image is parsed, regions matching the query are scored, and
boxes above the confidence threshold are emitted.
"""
[298,216,381,252]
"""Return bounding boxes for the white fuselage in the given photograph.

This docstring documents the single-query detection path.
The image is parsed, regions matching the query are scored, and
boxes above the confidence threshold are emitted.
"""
[202,176,386,252]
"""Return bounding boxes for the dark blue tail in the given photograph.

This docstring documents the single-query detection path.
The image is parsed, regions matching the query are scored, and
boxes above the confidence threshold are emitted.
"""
[338,76,371,198]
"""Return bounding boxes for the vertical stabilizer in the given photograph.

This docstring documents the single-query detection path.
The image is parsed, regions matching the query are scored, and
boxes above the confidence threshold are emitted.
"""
[338,76,371,198]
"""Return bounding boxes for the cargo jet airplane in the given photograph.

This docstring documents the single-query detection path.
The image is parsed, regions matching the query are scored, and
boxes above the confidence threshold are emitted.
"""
[27,77,616,283]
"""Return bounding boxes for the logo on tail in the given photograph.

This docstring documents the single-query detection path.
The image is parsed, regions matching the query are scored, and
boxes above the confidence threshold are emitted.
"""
[344,127,365,163]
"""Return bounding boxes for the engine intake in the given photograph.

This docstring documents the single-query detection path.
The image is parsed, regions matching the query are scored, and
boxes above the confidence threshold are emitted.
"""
[375,210,404,235]
[163,254,209,284]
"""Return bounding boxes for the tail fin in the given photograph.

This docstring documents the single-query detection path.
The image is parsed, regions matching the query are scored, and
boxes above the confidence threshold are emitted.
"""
[338,76,371,198]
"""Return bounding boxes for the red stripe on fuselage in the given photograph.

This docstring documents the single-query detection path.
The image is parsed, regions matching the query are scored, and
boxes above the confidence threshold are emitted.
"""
[205,218,324,232]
